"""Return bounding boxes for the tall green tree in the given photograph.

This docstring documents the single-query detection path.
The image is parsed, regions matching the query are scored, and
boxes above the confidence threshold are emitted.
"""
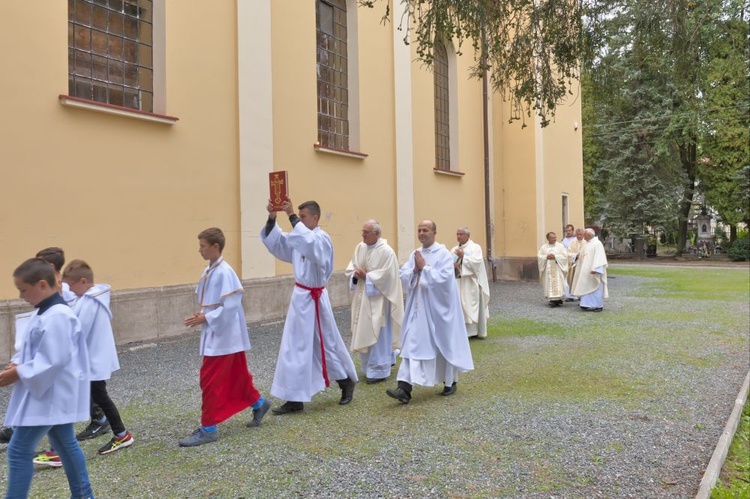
[699,4,750,241]
[582,0,747,252]
[583,0,687,236]
[580,71,602,221]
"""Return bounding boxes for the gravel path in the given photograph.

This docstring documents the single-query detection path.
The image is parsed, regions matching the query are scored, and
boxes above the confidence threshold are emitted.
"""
[0,265,748,498]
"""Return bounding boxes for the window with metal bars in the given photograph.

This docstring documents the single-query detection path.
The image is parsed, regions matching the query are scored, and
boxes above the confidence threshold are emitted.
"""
[434,41,451,171]
[68,0,154,112]
[316,0,349,150]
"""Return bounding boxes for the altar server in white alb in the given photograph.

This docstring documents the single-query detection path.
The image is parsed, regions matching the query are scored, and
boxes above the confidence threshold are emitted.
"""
[537,231,569,307]
[571,228,609,312]
[261,199,358,414]
[451,227,490,338]
[0,258,93,498]
[63,259,134,455]
[180,228,270,447]
[386,220,474,404]
[0,247,85,459]
[345,220,404,384]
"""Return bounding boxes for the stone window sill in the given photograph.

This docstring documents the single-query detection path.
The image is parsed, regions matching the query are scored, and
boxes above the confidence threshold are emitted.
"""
[59,95,179,125]
[433,168,464,177]
[314,144,368,159]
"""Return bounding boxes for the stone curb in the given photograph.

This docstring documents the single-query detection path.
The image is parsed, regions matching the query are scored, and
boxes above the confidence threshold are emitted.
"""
[695,369,750,498]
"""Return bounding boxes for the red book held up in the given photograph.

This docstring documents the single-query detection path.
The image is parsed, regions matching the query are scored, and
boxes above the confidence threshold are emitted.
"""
[269,171,289,211]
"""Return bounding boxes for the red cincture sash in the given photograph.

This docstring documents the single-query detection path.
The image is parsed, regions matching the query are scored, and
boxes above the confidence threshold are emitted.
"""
[295,282,330,387]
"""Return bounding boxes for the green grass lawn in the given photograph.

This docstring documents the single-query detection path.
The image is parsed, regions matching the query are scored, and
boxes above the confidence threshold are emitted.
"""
[609,266,749,302]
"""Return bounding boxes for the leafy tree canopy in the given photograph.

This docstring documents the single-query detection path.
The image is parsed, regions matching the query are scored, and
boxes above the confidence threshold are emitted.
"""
[361,0,585,127]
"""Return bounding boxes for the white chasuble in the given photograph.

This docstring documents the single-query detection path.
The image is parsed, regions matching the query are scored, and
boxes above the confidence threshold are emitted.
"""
[537,242,569,300]
[398,242,474,386]
[451,239,490,337]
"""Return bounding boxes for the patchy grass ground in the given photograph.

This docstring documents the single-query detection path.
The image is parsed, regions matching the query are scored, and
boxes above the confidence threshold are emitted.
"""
[0,265,748,497]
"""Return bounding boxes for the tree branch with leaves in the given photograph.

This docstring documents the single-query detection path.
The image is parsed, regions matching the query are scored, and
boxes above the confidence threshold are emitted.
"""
[361,0,585,127]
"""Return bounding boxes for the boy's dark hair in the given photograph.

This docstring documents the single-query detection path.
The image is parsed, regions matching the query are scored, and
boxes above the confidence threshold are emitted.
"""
[35,247,65,272]
[298,200,321,217]
[198,227,225,252]
[14,258,56,287]
[63,259,95,283]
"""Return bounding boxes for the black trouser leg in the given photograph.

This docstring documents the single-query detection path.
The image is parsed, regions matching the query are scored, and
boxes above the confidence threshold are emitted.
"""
[90,381,126,435]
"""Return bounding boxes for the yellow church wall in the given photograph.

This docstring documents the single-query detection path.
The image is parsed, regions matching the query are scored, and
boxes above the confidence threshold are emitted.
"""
[1,0,583,302]
[492,102,540,257]
[268,1,399,273]
[407,42,488,252]
[0,1,241,299]
[490,86,584,258]
[0,1,585,350]
[541,90,585,235]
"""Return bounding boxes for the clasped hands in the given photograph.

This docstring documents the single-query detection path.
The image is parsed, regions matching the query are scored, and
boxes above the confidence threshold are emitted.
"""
[414,250,426,272]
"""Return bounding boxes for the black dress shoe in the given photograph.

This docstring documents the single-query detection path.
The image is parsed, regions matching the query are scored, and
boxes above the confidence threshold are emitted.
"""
[580,306,590,311]
[386,387,411,404]
[590,307,603,312]
[365,377,388,385]
[337,378,355,405]
[440,382,457,396]
[272,401,303,415]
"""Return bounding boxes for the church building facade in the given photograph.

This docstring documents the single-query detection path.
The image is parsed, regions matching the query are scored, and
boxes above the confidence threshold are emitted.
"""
[0,0,583,352]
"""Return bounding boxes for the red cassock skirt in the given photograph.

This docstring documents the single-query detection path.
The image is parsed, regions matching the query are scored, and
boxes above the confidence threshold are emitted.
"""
[200,351,260,426]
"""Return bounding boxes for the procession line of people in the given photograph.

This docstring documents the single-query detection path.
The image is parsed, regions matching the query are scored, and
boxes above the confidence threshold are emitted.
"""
[4,198,620,498]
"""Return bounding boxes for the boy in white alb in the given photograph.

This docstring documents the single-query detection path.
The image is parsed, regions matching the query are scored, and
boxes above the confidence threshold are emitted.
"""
[0,258,93,498]
[63,259,134,455]
[0,247,97,465]
[179,227,270,447]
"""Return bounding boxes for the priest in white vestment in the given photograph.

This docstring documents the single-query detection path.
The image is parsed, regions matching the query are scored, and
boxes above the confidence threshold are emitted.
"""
[386,220,474,404]
[537,232,569,307]
[450,227,490,338]
[565,228,586,301]
[345,220,404,384]
[571,228,609,312]
[261,199,358,414]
